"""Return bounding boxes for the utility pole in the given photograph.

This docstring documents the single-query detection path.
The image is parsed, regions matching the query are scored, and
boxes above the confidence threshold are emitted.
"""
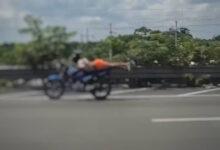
[109,23,113,36]
[86,28,89,43]
[109,23,113,61]
[175,20,178,48]
[80,34,84,43]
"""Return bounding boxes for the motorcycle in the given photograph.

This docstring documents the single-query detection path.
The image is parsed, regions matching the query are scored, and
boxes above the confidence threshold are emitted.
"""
[44,66,112,100]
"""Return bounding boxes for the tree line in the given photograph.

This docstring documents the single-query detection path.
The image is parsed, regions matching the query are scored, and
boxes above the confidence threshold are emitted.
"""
[0,15,220,69]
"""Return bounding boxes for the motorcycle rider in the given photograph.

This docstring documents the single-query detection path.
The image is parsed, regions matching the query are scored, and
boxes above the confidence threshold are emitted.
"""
[72,53,129,71]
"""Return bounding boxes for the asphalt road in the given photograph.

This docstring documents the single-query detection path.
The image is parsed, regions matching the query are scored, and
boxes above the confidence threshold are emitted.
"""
[0,87,220,150]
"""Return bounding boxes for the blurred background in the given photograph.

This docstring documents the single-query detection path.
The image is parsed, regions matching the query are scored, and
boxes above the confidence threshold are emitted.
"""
[0,0,220,91]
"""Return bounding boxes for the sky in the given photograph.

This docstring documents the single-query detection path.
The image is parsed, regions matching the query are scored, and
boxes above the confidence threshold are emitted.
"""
[0,0,220,42]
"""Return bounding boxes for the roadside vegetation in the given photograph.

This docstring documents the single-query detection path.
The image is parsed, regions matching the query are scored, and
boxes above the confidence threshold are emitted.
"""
[0,15,220,69]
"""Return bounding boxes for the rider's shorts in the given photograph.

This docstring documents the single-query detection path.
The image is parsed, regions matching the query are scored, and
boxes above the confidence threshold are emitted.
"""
[92,59,110,70]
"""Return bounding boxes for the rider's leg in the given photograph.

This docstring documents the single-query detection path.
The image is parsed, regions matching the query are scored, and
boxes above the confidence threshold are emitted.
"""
[109,62,129,70]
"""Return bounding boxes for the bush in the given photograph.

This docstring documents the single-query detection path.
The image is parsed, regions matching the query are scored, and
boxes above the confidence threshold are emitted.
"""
[195,75,210,87]
[184,74,196,87]
[0,79,14,88]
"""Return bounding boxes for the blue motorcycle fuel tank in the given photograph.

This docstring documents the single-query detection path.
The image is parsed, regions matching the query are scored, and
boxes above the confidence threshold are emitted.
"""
[48,74,62,81]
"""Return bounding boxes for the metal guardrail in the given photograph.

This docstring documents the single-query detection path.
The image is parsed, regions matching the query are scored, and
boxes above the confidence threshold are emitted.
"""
[112,67,220,78]
[111,66,220,86]
[0,70,53,80]
[0,66,220,85]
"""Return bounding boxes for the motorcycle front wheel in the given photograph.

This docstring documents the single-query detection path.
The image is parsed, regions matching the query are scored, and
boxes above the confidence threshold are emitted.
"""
[44,80,65,100]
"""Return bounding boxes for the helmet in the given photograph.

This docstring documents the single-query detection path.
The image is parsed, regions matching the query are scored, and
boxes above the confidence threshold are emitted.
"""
[72,53,81,63]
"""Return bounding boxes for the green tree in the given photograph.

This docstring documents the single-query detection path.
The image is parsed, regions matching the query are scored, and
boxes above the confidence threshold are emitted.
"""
[134,27,151,37]
[19,15,76,69]
[213,35,220,41]
[0,43,18,64]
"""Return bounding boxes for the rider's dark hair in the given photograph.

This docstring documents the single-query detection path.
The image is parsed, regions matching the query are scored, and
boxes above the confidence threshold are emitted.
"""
[72,53,81,63]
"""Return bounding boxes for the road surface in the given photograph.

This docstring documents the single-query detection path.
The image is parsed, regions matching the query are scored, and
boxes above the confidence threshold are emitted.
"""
[0,87,220,150]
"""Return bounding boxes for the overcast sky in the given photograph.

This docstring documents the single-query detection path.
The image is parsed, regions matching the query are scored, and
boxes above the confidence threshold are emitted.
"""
[0,0,220,42]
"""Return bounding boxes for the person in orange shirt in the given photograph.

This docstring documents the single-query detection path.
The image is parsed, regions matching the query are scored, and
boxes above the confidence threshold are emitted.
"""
[72,54,129,71]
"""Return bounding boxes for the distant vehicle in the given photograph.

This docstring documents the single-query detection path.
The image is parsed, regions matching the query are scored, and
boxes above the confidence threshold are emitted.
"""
[44,66,112,100]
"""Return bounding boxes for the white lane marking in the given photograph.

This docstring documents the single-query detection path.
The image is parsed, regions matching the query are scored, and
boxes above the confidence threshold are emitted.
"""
[111,94,220,99]
[197,94,220,97]
[178,88,220,97]
[152,117,220,123]
[110,95,178,99]
[112,88,148,95]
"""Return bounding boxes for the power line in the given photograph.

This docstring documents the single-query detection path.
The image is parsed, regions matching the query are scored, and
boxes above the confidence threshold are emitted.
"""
[61,7,198,12]
[185,23,220,27]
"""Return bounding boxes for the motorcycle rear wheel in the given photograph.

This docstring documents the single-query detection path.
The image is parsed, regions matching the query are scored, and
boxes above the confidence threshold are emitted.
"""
[91,78,111,100]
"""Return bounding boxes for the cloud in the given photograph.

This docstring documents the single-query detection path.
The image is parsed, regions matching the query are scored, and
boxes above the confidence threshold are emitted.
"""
[0,0,17,19]
[190,0,219,4]
[78,16,102,23]
[0,0,219,42]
